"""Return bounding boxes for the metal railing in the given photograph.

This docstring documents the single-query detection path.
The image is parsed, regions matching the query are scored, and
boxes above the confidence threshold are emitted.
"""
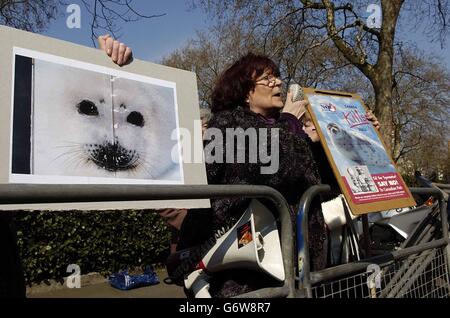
[0,183,296,298]
[298,186,450,298]
[3,183,448,298]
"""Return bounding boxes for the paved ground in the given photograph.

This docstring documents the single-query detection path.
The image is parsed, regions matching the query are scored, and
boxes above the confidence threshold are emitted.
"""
[28,268,186,298]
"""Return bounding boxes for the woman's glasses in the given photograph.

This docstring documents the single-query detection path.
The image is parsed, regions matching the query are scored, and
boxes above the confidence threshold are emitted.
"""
[255,74,282,87]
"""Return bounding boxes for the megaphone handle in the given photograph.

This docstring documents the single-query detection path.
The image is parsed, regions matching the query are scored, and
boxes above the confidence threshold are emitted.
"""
[193,281,212,298]
[184,269,212,298]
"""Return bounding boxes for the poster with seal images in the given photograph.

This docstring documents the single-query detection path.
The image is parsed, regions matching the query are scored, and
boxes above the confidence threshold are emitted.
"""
[303,88,416,215]
[0,25,209,210]
[11,47,183,184]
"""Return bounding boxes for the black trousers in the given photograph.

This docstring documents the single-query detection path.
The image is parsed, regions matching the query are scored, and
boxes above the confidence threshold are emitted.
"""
[0,214,26,298]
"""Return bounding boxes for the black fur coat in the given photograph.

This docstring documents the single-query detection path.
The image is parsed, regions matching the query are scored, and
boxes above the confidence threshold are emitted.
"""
[177,106,328,297]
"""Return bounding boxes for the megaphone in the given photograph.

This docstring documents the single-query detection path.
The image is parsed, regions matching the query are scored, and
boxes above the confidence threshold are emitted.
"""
[182,199,285,297]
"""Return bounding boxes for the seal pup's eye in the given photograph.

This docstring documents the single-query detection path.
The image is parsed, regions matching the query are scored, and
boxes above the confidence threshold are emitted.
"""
[126,111,145,127]
[77,100,99,116]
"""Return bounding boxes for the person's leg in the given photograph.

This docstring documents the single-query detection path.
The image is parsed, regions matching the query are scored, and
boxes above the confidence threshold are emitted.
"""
[0,214,26,298]
[170,227,179,254]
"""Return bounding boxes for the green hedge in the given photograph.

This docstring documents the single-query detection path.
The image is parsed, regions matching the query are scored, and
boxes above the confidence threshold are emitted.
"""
[13,210,171,285]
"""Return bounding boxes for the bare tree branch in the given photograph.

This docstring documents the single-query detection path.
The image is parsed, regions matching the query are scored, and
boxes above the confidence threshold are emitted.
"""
[321,0,375,79]
[0,1,165,45]
[83,0,166,46]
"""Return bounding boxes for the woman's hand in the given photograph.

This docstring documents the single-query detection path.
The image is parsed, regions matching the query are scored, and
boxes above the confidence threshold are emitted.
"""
[282,91,308,119]
[366,110,381,131]
[98,34,133,66]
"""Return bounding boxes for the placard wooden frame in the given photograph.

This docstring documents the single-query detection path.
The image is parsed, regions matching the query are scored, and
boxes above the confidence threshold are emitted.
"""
[303,87,415,215]
[0,25,209,211]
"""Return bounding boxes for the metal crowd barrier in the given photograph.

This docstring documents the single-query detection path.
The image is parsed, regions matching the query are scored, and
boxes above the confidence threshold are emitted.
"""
[298,186,450,298]
[2,184,448,298]
[0,183,296,298]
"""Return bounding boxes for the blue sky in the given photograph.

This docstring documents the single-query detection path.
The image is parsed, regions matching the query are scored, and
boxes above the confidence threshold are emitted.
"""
[42,1,449,66]
[43,0,210,62]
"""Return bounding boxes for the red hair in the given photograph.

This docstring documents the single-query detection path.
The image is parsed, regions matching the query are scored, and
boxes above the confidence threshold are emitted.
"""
[211,53,280,112]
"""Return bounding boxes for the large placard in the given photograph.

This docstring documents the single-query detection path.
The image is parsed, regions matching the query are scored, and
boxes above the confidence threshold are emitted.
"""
[303,87,415,215]
[0,25,209,210]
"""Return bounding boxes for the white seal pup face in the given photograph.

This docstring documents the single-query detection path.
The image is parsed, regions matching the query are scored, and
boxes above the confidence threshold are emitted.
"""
[32,60,181,181]
[327,122,390,167]
[327,123,361,163]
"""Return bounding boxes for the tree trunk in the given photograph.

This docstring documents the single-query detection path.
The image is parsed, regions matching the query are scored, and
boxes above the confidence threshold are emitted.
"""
[371,0,403,157]
[372,79,395,157]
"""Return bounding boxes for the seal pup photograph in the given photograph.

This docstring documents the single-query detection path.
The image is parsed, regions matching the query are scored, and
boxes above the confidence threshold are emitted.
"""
[326,122,391,168]
[29,57,182,182]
